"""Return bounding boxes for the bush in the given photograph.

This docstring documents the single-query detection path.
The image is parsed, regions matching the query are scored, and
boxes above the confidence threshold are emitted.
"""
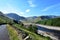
[28,24,37,33]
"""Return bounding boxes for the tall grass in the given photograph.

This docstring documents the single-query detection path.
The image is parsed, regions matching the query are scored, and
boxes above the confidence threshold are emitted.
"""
[7,24,19,40]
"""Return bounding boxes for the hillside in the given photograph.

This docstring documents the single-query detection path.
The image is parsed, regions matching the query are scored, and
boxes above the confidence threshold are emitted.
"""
[0,12,13,24]
[40,15,57,20]
[6,13,26,21]
[36,17,60,26]
[22,15,57,23]
[5,13,58,23]
[25,16,41,23]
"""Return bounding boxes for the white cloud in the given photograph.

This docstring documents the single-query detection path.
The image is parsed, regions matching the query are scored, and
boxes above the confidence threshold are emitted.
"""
[41,3,60,12]
[25,9,30,13]
[27,0,36,7]
[0,4,25,16]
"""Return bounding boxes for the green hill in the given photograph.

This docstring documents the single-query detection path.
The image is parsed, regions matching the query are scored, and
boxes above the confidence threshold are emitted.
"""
[36,17,60,26]
[0,12,14,24]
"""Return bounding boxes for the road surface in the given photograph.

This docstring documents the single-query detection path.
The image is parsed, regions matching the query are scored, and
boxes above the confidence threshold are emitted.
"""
[36,24,60,31]
[23,23,60,40]
[23,23,60,31]
[0,25,10,40]
[37,26,60,40]
[36,24,60,40]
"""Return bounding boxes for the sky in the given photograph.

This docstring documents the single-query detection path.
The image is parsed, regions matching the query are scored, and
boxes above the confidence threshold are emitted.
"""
[0,0,60,17]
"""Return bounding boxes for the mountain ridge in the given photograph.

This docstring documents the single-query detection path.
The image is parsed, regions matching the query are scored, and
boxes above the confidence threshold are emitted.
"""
[6,13,26,21]
[5,13,59,23]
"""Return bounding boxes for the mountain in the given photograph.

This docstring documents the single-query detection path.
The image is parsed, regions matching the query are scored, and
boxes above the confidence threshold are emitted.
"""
[25,15,58,23]
[25,16,41,23]
[27,15,57,20]
[27,16,38,19]
[6,13,26,21]
[0,12,4,16]
[6,13,58,23]
[40,15,57,20]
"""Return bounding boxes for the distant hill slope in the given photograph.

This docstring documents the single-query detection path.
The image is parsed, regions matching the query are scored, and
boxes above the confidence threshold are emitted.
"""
[0,12,23,24]
[6,13,26,21]
[5,13,59,24]
[25,16,41,23]
[36,17,60,26]
[40,15,57,20]
[0,12,13,24]
[25,15,58,23]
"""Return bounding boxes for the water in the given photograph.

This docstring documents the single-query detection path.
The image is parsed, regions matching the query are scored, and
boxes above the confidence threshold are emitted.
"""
[0,25,10,40]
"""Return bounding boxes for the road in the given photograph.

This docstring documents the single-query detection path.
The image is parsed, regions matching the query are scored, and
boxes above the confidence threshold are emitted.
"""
[23,23,60,40]
[36,24,60,31]
[23,23,60,31]
[36,24,60,40]
[37,26,60,40]
[0,25,10,40]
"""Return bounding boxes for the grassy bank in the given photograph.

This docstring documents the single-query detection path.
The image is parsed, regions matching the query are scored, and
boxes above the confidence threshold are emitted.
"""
[7,24,19,40]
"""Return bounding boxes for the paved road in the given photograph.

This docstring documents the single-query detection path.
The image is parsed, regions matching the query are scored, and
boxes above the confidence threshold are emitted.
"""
[37,26,60,40]
[23,23,60,31]
[0,25,10,40]
[36,24,60,31]
[23,23,60,40]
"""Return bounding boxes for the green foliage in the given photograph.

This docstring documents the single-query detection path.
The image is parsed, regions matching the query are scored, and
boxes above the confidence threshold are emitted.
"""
[0,15,14,24]
[28,24,37,33]
[36,17,60,26]
[51,18,60,26]
[7,25,19,40]
[36,20,47,25]
[46,19,52,25]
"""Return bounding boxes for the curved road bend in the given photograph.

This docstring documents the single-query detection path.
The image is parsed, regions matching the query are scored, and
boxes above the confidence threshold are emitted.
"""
[23,23,60,40]
[23,23,60,31]
[0,25,10,40]
[36,24,60,31]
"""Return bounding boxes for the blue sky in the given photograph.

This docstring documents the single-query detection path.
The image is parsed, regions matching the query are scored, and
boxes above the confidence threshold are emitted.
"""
[0,0,60,17]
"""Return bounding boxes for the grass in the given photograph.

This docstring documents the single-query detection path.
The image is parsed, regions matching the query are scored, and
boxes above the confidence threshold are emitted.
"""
[7,24,20,40]
[13,24,52,40]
